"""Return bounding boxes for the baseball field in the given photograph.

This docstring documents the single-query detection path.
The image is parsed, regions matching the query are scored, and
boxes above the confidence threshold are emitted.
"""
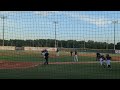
[0,50,120,79]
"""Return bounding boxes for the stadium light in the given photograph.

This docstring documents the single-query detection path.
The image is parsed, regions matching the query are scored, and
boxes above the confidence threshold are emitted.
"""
[0,16,7,46]
[54,21,57,48]
[112,20,118,51]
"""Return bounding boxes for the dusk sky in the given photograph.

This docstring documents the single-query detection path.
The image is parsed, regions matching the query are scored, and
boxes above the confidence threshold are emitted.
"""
[0,11,120,44]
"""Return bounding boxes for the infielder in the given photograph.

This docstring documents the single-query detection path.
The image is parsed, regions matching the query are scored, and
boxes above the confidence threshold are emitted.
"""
[74,50,78,62]
[96,52,100,61]
[99,55,106,68]
[56,48,59,56]
[99,55,103,66]
[70,50,73,56]
[106,54,111,68]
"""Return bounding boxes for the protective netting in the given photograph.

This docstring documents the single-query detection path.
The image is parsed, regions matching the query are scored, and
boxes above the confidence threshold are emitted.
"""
[0,11,119,51]
[0,11,120,79]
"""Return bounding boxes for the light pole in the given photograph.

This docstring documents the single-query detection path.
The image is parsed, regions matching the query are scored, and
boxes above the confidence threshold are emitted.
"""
[61,40,62,48]
[84,39,85,49]
[112,20,118,51]
[1,16,7,46]
[54,21,57,48]
[83,36,85,49]
[106,39,109,50]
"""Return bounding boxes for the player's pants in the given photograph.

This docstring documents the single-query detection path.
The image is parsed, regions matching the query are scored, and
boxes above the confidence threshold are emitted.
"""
[96,57,99,61]
[106,60,111,66]
[42,53,45,58]
[100,60,103,66]
[74,55,78,62]
[44,58,48,65]
[57,52,59,56]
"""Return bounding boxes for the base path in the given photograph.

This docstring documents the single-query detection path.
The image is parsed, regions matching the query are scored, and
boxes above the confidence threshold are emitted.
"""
[0,61,120,69]
[48,61,120,65]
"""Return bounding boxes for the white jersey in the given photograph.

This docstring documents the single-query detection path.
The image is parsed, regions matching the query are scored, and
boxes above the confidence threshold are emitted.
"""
[99,58,103,61]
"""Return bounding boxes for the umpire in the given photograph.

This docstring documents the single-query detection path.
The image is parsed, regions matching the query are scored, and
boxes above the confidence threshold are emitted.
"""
[44,50,49,65]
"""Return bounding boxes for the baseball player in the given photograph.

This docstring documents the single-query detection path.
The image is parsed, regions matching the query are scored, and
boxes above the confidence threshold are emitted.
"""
[74,50,78,62]
[44,50,49,65]
[99,55,103,66]
[102,55,106,68]
[106,54,111,68]
[56,48,59,56]
[96,52,100,61]
[99,55,106,68]
[41,49,46,58]
[70,50,73,56]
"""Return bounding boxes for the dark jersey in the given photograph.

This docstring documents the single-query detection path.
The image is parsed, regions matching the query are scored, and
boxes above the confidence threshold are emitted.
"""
[56,49,59,52]
[41,50,44,53]
[102,56,106,60]
[75,51,77,55]
[44,52,49,58]
[96,53,100,57]
[106,56,111,60]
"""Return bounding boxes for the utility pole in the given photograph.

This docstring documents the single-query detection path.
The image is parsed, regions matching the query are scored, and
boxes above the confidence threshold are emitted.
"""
[1,16,7,46]
[112,20,118,51]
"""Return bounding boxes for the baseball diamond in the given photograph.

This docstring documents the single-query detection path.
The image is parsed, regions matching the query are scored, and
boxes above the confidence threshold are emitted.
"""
[0,11,120,79]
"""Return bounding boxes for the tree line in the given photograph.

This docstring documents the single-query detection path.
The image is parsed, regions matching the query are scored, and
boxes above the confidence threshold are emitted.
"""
[0,39,120,50]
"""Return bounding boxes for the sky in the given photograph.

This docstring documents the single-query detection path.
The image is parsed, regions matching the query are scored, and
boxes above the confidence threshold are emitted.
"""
[0,11,120,44]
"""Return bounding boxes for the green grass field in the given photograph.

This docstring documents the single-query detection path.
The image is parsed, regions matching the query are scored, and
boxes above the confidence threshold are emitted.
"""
[0,50,120,79]
[0,63,120,79]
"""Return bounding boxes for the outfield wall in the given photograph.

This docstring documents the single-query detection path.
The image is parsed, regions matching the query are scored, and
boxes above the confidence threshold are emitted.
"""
[115,50,120,54]
[24,47,57,51]
[0,46,16,50]
[60,48,115,54]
